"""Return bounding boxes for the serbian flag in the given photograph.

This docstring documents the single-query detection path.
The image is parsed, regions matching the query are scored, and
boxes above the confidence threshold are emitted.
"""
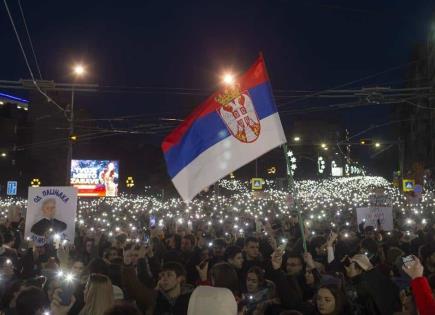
[162,55,286,200]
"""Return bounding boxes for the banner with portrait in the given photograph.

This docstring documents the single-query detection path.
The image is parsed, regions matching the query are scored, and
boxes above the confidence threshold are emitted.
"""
[25,187,78,245]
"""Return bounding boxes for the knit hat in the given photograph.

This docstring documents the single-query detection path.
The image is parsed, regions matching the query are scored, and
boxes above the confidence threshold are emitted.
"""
[351,254,373,271]
[187,286,237,315]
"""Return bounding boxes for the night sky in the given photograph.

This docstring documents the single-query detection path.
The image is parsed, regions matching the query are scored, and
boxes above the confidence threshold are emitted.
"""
[1,0,434,175]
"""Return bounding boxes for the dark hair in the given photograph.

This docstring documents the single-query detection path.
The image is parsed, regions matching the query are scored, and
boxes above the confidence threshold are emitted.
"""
[286,252,303,262]
[310,236,327,250]
[0,280,23,309]
[428,274,435,290]
[247,266,266,288]
[88,258,109,276]
[103,247,119,259]
[116,233,127,244]
[214,238,226,248]
[244,237,259,247]
[162,262,186,278]
[279,311,303,315]
[360,238,378,254]
[315,284,346,314]
[183,234,196,245]
[224,246,242,260]
[15,287,49,315]
[167,234,182,250]
[104,302,143,315]
[2,230,15,244]
[210,262,240,295]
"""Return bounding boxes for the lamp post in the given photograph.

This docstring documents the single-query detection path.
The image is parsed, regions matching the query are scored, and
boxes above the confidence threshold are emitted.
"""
[66,64,86,184]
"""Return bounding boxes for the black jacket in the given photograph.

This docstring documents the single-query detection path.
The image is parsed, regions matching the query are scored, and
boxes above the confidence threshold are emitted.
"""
[345,268,400,315]
[30,218,67,236]
[267,269,314,314]
[122,265,192,315]
[153,290,191,315]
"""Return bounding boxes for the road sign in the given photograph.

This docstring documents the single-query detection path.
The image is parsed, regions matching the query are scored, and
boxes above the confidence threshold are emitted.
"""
[402,179,415,192]
[251,178,265,190]
[7,181,17,195]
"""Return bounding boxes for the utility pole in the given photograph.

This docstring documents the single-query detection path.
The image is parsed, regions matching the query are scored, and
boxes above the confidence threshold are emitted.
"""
[66,85,75,185]
[66,64,86,185]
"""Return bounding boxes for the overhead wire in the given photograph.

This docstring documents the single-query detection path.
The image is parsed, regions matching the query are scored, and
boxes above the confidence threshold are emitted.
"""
[17,0,42,80]
[277,60,420,109]
[3,0,64,111]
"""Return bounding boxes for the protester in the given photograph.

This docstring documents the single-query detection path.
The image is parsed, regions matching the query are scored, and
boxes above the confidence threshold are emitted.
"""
[122,261,192,314]
[79,273,114,315]
[0,176,434,315]
[402,255,435,315]
[313,285,348,315]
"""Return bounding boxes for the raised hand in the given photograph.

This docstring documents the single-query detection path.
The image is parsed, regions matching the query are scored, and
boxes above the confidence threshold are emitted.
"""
[195,260,209,281]
[402,256,424,280]
[271,249,284,270]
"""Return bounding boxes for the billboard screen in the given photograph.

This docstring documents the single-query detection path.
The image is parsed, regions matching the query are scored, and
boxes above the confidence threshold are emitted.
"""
[71,160,119,197]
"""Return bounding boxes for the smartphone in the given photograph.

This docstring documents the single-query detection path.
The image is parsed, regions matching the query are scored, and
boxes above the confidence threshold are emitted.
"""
[149,215,156,228]
[59,282,75,306]
[277,239,288,252]
[402,255,414,268]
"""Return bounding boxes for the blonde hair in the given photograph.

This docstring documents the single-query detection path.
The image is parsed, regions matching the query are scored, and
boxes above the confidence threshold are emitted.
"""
[80,274,114,315]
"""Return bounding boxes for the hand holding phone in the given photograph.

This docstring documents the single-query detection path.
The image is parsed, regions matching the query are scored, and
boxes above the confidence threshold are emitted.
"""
[59,282,75,306]
[402,255,415,268]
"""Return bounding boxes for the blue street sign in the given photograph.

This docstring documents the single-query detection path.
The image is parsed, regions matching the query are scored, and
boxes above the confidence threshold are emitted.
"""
[7,181,17,196]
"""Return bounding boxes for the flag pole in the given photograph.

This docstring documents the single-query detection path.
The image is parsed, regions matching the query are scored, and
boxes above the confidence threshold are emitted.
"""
[282,143,307,252]
[258,51,307,251]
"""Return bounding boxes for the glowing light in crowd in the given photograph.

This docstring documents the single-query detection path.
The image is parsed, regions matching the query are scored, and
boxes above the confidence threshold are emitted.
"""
[0,176,433,241]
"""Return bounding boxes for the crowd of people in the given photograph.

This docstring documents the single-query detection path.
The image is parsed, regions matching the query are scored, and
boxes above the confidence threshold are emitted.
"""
[0,176,434,315]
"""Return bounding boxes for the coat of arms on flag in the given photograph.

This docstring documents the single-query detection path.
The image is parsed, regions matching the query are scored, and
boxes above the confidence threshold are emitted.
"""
[216,86,261,143]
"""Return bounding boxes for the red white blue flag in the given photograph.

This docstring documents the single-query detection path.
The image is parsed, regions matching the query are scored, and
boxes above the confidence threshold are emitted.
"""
[162,56,286,200]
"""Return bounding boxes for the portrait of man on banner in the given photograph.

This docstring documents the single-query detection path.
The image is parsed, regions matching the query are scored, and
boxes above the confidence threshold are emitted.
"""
[25,187,78,245]
[30,198,67,236]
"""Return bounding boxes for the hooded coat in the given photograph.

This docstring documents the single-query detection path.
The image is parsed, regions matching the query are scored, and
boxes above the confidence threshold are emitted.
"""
[187,286,237,315]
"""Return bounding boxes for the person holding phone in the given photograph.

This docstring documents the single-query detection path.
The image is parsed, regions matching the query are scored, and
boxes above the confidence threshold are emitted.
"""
[402,256,435,315]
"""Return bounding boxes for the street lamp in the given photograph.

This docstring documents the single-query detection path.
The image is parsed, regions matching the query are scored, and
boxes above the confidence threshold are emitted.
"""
[321,143,326,148]
[73,64,86,77]
[375,142,381,148]
[293,136,301,142]
[1,152,6,158]
[222,73,235,85]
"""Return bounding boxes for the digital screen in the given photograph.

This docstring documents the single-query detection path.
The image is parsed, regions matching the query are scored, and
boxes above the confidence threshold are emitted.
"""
[70,160,119,197]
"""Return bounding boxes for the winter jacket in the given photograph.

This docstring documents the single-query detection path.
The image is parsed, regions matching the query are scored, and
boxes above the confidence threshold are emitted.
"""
[267,269,314,314]
[410,277,435,315]
[345,268,401,315]
[122,264,192,315]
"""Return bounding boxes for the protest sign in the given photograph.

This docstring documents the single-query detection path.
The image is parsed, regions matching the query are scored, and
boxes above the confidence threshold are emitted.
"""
[356,206,393,231]
[25,187,78,245]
